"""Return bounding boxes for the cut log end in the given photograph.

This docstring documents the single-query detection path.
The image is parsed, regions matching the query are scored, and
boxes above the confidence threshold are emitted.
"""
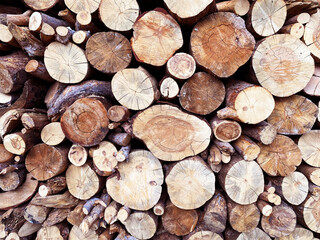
[167,53,196,80]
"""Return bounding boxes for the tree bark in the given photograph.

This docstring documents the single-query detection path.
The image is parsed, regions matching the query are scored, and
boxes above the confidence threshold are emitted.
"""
[232,135,260,161]
[107,150,163,211]
[3,130,40,155]
[242,121,277,145]
[131,9,183,66]
[298,164,320,186]
[29,12,68,32]
[38,176,67,197]
[104,200,121,224]
[252,34,314,97]
[107,106,130,123]
[257,135,302,176]
[0,169,26,191]
[190,12,255,78]
[55,26,73,44]
[43,208,70,227]
[21,112,50,130]
[31,191,80,209]
[132,104,211,161]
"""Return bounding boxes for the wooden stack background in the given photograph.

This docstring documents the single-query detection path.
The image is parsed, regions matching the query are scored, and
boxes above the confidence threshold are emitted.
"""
[1,0,320,239]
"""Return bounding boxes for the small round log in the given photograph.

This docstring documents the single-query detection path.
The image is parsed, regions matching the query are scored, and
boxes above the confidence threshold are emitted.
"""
[107,105,130,123]
[160,77,179,100]
[166,53,196,81]
[41,122,65,146]
[210,116,241,143]
[68,144,87,167]
[298,130,320,167]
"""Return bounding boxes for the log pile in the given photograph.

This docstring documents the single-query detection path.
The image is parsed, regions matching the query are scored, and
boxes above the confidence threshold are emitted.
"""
[1,0,320,239]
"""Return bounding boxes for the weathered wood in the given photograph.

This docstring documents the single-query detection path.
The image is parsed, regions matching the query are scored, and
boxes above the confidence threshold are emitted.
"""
[0,144,14,163]
[124,211,158,240]
[286,12,311,24]
[227,199,260,233]
[159,77,179,100]
[68,144,87,167]
[153,192,166,216]
[131,9,183,66]
[117,206,131,223]
[99,0,139,32]
[104,200,121,224]
[257,135,302,176]
[0,24,19,47]
[261,203,296,238]
[190,12,255,78]
[216,0,250,16]
[0,10,32,26]
[232,135,260,161]
[166,53,196,81]
[40,23,55,45]
[179,72,225,115]
[242,121,277,145]
[298,130,320,167]
[43,208,70,227]
[55,26,73,44]
[218,155,264,204]
[0,173,38,210]
[21,113,49,131]
[298,164,320,186]
[24,201,51,224]
[31,191,80,209]
[163,0,215,24]
[112,67,159,110]
[3,130,40,155]
[67,203,86,226]
[252,34,315,97]
[247,0,287,37]
[44,42,89,84]
[107,150,163,210]
[267,95,318,135]
[40,122,65,146]
[25,144,68,181]
[29,12,68,32]
[38,176,67,197]
[217,80,275,124]
[132,104,211,161]
[0,169,26,191]
[61,97,109,147]
[18,221,42,237]
[162,200,198,236]
[66,163,101,200]
[83,196,109,215]
[166,156,215,209]
[107,106,130,123]
[275,226,315,240]
[107,132,131,147]
[72,30,90,45]
[58,9,76,26]
[69,225,98,240]
[36,224,68,240]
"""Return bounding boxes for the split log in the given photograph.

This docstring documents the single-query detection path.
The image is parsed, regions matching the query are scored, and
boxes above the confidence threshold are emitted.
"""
[3,130,40,155]
[218,155,264,204]
[216,0,250,16]
[257,135,302,176]
[190,12,255,78]
[304,65,320,96]
[298,130,320,167]
[31,191,80,208]
[8,23,45,57]
[64,0,101,14]
[294,194,320,233]
[257,200,273,217]
[40,122,65,146]
[0,51,30,94]
[267,95,318,135]
[225,228,271,240]
[55,26,73,44]
[131,9,183,66]
[261,203,297,238]
[0,173,38,210]
[21,113,49,130]
[68,144,87,167]
[132,104,211,161]
[252,34,315,97]
[40,23,55,45]
[159,77,179,100]
[24,202,51,224]
[29,12,68,32]
[166,156,215,209]
[162,200,198,236]
[280,23,304,39]
[112,67,159,110]
[227,199,260,233]
[38,176,67,197]
[107,106,130,123]
[124,211,158,240]
[60,97,109,147]
[304,11,320,61]
[44,42,89,84]
[46,80,112,120]
[201,191,227,233]
[242,121,277,145]
[86,32,132,74]
[106,150,164,210]
[66,163,101,200]
[298,164,320,186]
[117,206,131,223]
[213,139,235,155]
[69,225,98,240]
[18,221,42,237]
[247,0,287,37]
[166,53,196,81]
[210,116,241,143]
[25,144,68,181]
[163,0,215,24]
[183,230,223,240]
[0,169,26,191]
[104,201,121,224]
[269,172,309,205]
[0,206,25,238]
[232,135,260,161]
[67,203,86,226]
[91,141,118,176]
[217,80,274,124]
[43,208,70,227]
[23,0,59,11]
[99,0,140,32]
[179,72,225,115]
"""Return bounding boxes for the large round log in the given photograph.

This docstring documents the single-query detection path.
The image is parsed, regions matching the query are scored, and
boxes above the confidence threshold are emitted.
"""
[252,34,315,97]
[166,156,215,209]
[132,104,211,161]
[190,12,255,78]
[106,150,164,211]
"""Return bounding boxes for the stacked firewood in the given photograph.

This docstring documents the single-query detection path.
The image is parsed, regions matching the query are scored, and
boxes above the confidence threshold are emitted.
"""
[1,0,320,239]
